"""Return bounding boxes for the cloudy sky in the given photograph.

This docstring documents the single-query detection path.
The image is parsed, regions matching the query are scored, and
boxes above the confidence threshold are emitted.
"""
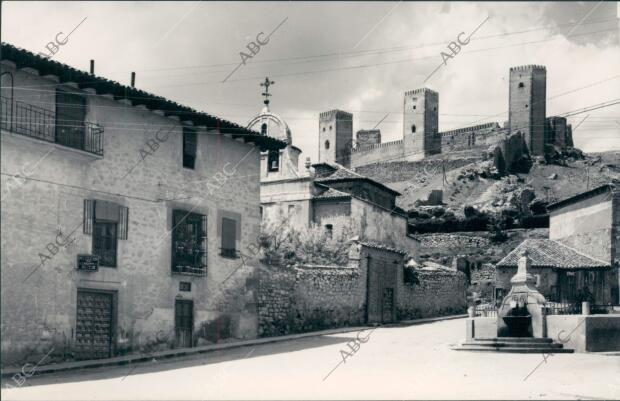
[3,1,619,163]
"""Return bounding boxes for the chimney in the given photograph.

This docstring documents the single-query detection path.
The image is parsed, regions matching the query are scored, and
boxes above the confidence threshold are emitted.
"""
[89,60,95,74]
[131,72,136,87]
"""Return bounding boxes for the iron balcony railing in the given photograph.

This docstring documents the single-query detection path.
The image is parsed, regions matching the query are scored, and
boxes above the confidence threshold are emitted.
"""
[474,303,498,317]
[1,96,104,156]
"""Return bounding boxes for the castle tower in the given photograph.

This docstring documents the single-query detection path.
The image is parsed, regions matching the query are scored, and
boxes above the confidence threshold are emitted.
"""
[319,110,353,167]
[508,65,547,156]
[403,88,440,160]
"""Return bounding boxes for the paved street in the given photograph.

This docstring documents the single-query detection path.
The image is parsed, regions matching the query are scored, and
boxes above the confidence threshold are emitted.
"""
[2,318,619,400]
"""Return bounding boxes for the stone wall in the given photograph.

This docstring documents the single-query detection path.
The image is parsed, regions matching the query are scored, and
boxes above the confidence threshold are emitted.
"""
[354,157,481,184]
[256,262,366,337]
[397,269,467,319]
[441,123,500,151]
[417,233,491,252]
[350,139,404,168]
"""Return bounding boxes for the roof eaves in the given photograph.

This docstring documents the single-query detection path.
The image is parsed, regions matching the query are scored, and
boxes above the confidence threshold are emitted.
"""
[1,42,286,152]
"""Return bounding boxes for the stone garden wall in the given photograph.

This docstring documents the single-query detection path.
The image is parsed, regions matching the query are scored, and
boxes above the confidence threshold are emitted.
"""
[257,263,366,337]
[397,269,467,319]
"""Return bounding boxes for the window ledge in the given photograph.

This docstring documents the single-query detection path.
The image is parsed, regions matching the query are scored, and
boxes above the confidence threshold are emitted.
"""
[172,268,206,277]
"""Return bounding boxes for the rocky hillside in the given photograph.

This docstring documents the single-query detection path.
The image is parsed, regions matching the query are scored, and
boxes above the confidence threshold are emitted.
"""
[357,149,619,216]
[355,149,619,267]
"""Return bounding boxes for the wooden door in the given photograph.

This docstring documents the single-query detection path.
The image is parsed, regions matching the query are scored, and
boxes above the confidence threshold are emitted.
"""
[366,258,397,324]
[382,288,395,323]
[75,290,114,360]
[55,90,86,150]
[175,300,193,348]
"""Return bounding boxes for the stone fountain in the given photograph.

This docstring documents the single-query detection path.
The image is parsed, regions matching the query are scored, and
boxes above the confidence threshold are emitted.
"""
[455,250,573,353]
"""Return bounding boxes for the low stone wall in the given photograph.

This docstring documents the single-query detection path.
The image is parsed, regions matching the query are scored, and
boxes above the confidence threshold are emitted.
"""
[546,314,620,352]
[257,264,366,337]
[417,233,491,252]
[397,269,467,320]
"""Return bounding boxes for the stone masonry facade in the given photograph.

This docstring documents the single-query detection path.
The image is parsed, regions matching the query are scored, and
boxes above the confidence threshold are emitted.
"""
[0,51,282,366]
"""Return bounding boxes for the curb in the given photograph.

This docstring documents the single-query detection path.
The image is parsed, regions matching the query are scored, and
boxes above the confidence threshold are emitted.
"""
[1,314,466,378]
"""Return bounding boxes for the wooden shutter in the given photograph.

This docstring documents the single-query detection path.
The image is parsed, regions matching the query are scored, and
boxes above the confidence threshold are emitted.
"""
[201,214,208,268]
[83,199,94,234]
[221,217,236,251]
[118,206,129,240]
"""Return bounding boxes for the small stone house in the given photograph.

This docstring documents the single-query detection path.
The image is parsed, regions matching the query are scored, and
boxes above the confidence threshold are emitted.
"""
[496,184,619,305]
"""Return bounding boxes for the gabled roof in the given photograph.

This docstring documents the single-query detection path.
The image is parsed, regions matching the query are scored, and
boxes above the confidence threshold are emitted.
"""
[0,42,286,152]
[358,241,408,255]
[312,162,401,196]
[312,185,351,200]
[496,239,610,270]
[547,183,616,211]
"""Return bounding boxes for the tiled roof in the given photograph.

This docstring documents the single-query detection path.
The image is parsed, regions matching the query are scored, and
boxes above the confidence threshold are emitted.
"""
[0,42,286,152]
[314,162,401,196]
[313,187,351,200]
[358,241,408,255]
[496,239,610,269]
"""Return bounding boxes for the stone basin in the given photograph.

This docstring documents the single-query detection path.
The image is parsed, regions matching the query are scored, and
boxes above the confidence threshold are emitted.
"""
[502,315,532,337]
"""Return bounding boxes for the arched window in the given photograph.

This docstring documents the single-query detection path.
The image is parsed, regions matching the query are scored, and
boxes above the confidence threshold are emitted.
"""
[267,150,279,172]
[411,124,416,133]
[322,127,326,132]
[325,140,330,149]
[518,82,524,88]
[260,123,267,135]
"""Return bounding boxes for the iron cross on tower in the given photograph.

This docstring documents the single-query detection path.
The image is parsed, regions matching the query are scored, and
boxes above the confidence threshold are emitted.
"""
[260,77,275,106]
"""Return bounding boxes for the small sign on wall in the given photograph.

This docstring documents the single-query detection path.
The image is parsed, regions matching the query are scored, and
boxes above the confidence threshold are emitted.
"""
[77,254,99,271]
[180,282,191,292]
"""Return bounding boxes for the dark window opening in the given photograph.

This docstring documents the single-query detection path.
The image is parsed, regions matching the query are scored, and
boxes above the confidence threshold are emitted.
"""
[525,104,528,108]
[183,127,197,169]
[172,210,207,276]
[179,282,191,292]
[329,125,332,131]
[518,82,524,88]
[412,105,416,110]
[221,217,237,258]
[261,123,267,135]
[322,127,326,132]
[267,150,280,172]
[411,124,416,133]
[93,221,117,267]
[325,224,333,238]
[325,140,330,149]
[403,267,418,285]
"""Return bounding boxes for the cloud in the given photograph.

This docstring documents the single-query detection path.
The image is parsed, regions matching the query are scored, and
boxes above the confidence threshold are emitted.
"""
[2,1,618,159]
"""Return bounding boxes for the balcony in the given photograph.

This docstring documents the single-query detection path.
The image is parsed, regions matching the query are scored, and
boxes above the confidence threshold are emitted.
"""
[1,96,104,156]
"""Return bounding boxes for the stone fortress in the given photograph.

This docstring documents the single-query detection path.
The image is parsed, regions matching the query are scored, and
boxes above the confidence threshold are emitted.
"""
[318,65,575,172]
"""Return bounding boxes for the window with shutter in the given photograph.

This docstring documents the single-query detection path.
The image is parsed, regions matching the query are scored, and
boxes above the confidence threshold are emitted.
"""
[183,127,197,169]
[171,209,207,276]
[220,217,237,258]
[93,221,117,267]
[92,200,120,267]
